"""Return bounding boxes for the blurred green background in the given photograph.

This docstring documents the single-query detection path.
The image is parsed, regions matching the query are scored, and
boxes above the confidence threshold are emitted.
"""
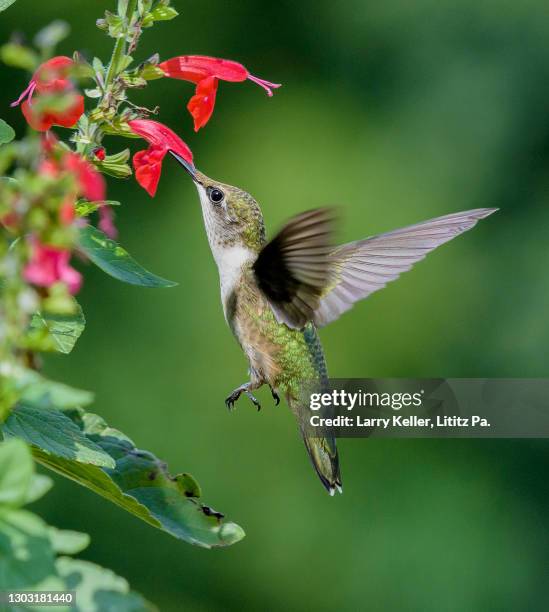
[2,0,549,609]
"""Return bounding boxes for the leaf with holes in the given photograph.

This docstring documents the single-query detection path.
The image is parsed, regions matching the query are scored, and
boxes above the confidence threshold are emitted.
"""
[21,407,245,548]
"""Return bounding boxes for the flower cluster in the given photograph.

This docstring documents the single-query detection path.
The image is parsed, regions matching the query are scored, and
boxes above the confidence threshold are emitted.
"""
[0,0,280,418]
[6,52,279,291]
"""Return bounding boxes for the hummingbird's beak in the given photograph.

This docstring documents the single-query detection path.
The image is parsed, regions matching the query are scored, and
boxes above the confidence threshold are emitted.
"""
[170,151,198,182]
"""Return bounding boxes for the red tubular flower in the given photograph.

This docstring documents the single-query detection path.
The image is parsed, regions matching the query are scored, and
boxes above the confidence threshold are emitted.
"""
[24,238,82,294]
[128,119,194,197]
[11,56,84,132]
[158,55,281,131]
[63,152,106,202]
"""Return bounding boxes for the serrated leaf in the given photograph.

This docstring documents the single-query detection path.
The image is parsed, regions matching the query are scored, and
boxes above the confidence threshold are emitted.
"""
[27,408,245,549]
[48,526,90,555]
[56,557,154,612]
[79,225,177,288]
[3,403,116,469]
[0,439,34,508]
[0,0,18,12]
[0,119,15,145]
[29,304,85,354]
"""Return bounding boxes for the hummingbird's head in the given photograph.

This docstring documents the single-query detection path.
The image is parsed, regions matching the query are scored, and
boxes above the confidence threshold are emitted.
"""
[172,152,266,252]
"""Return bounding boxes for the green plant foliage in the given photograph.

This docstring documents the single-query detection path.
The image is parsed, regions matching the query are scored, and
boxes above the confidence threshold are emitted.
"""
[28,305,86,354]
[0,118,14,144]
[16,370,94,410]
[48,526,90,555]
[0,41,38,70]
[56,558,154,612]
[3,403,116,468]
[0,0,17,12]
[0,439,152,610]
[78,225,177,288]
[76,200,120,217]
[20,407,245,548]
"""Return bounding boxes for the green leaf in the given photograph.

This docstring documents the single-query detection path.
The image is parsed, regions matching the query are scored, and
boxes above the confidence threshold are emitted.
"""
[29,304,85,354]
[0,0,17,12]
[0,119,15,145]
[0,508,65,593]
[16,369,94,409]
[56,557,154,612]
[29,408,245,549]
[76,200,120,217]
[0,439,34,508]
[25,474,54,504]
[48,526,90,555]
[151,5,178,21]
[140,64,165,80]
[78,225,177,288]
[0,42,39,71]
[0,440,152,608]
[3,403,116,469]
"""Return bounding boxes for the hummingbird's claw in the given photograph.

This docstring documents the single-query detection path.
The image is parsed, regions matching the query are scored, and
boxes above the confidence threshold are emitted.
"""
[244,390,261,412]
[270,387,280,406]
[225,383,262,412]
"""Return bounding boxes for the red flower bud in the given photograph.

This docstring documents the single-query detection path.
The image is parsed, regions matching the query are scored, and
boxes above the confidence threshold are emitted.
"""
[93,146,106,161]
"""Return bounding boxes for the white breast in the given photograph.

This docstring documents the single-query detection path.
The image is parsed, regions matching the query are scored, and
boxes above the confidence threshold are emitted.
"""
[213,244,255,315]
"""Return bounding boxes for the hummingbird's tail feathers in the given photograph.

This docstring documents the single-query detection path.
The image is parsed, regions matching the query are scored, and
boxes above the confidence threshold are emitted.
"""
[288,385,341,494]
[301,432,343,496]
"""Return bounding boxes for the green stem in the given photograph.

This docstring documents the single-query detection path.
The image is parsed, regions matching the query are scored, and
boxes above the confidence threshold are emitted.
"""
[104,0,138,88]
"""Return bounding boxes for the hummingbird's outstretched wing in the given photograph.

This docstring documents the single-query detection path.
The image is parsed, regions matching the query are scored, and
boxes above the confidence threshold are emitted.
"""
[313,208,498,327]
[253,208,336,329]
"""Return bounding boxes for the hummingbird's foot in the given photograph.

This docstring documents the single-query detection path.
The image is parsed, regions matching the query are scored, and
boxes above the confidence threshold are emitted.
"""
[225,383,262,411]
[270,387,280,406]
[244,390,261,412]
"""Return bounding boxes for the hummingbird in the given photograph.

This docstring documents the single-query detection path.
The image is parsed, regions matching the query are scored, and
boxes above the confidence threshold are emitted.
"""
[172,152,496,495]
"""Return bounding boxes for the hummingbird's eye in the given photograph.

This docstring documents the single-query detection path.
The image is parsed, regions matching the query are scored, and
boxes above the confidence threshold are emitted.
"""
[208,187,225,204]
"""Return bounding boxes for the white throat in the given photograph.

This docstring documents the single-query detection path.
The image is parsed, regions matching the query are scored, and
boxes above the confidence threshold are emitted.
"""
[196,184,255,313]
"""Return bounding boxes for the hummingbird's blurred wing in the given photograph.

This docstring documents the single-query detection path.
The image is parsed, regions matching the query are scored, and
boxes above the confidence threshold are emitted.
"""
[313,208,497,327]
[253,208,336,329]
